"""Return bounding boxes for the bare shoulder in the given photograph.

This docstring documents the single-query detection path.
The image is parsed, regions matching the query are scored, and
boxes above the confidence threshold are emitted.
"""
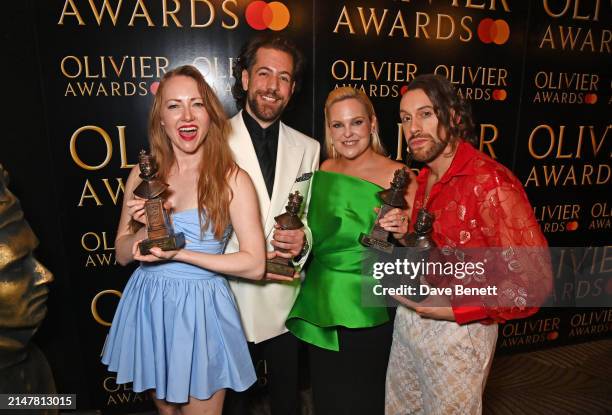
[228,167,255,190]
[374,155,409,178]
[320,158,336,171]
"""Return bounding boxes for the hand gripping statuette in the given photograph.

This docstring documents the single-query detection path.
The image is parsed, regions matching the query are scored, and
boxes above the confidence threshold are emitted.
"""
[266,191,304,277]
[133,150,185,255]
[359,168,409,254]
[402,208,437,302]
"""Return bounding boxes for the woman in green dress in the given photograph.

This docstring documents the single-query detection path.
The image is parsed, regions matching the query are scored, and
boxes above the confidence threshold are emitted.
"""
[286,87,416,414]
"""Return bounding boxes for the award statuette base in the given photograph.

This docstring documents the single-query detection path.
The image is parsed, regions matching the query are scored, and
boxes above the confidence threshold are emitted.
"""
[139,233,185,256]
[359,232,394,254]
[266,257,296,277]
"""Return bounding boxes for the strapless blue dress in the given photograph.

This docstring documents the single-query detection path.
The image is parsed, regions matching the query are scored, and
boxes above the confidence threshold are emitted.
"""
[101,209,256,403]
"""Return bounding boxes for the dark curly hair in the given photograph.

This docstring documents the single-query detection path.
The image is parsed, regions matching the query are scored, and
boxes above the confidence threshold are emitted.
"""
[405,74,477,147]
[231,35,304,109]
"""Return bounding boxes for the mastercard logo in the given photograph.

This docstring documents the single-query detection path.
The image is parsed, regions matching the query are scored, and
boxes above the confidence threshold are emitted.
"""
[492,89,507,101]
[546,331,559,341]
[584,93,598,104]
[566,221,579,231]
[477,18,510,45]
[246,1,290,31]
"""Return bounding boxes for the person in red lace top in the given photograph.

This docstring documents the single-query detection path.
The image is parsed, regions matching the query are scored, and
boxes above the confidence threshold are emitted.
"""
[385,74,551,415]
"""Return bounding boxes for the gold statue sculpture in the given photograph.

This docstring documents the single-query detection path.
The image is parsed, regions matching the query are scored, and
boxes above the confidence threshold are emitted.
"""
[0,164,56,408]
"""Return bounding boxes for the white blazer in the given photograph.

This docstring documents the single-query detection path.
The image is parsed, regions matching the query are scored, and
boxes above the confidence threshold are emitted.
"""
[225,111,320,343]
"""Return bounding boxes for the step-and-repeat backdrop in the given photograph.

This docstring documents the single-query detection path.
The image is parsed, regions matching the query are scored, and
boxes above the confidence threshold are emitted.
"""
[6,0,611,412]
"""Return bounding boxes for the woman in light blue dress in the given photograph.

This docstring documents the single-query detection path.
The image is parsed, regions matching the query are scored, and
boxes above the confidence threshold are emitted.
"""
[101,65,265,415]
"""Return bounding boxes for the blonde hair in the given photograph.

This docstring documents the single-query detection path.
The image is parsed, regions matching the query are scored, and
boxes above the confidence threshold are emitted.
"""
[147,65,236,239]
[323,86,386,159]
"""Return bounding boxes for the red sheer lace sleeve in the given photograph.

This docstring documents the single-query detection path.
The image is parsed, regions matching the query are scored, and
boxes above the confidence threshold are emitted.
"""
[453,178,552,324]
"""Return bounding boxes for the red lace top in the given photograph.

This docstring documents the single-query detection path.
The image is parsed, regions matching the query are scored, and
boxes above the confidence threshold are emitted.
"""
[412,141,551,324]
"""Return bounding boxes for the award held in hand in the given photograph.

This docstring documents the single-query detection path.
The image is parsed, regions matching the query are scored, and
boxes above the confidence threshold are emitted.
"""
[401,208,436,302]
[133,150,185,255]
[266,191,304,277]
[359,168,409,254]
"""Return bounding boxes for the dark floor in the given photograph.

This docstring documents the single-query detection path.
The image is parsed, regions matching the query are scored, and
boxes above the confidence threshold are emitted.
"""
[67,339,612,415]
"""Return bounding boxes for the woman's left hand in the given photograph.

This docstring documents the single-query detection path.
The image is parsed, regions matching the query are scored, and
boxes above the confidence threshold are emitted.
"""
[132,239,181,262]
[376,207,409,240]
[393,293,456,321]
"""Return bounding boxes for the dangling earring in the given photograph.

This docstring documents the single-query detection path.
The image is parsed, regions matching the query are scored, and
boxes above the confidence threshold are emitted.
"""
[406,147,413,167]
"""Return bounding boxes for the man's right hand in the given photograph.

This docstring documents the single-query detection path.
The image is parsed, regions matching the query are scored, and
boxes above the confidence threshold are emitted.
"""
[264,251,300,282]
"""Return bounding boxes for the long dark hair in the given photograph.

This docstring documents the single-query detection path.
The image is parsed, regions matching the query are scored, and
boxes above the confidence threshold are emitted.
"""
[405,74,477,147]
[231,35,304,109]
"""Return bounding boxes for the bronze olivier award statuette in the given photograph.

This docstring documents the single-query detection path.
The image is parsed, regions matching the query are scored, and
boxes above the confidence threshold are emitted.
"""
[133,150,185,255]
[266,191,304,277]
[359,168,409,254]
[402,208,436,302]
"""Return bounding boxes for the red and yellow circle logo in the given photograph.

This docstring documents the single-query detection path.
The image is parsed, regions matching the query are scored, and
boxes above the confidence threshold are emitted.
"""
[566,221,579,231]
[246,1,290,31]
[477,18,510,45]
[584,93,598,104]
[492,89,507,101]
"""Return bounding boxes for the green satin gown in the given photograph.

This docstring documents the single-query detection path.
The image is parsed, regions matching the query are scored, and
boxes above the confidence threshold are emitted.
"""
[286,170,389,351]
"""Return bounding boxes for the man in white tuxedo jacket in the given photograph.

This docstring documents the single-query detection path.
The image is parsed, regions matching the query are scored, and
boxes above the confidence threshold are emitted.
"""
[223,36,320,415]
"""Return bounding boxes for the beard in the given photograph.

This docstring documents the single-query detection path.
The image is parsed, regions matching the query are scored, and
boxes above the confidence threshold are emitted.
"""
[409,134,448,163]
[246,89,287,123]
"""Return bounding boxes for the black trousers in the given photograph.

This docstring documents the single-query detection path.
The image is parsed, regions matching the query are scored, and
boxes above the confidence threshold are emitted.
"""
[224,331,300,415]
[308,321,394,415]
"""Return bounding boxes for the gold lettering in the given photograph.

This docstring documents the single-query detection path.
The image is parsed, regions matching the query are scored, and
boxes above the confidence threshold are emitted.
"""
[70,125,113,170]
[437,14,455,40]
[221,0,239,29]
[529,125,555,159]
[525,167,540,187]
[79,179,103,207]
[459,16,473,42]
[543,0,571,17]
[389,10,409,37]
[91,290,122,326]
[465,0,486,10]
[479,124,498,159]
[334,6,355,34]
[58,0,85,25]
[191,0,215,28]
[102,179,126,205]
[397,122,404,161]
[555,126,572,158]
[559,26,582,50]
[539,25,556,49]
[601,30,611,53]
[331,60,349,80]
[573,0,591,20]
[82,232,101,252]
[88,0,123,26]
[589,125,610,157]
[415,12,430,39]
[128,0,154,27]
[61,55,82,78]
[357,7,388,36]
[162,0,182,27]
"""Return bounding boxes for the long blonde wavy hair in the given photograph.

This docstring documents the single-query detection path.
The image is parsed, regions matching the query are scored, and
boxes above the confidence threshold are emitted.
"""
[323,86,386,159]
[147,65,236,239]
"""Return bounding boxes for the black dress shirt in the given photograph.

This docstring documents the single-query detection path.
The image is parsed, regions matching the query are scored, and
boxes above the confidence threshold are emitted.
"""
[242,110,280,198]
